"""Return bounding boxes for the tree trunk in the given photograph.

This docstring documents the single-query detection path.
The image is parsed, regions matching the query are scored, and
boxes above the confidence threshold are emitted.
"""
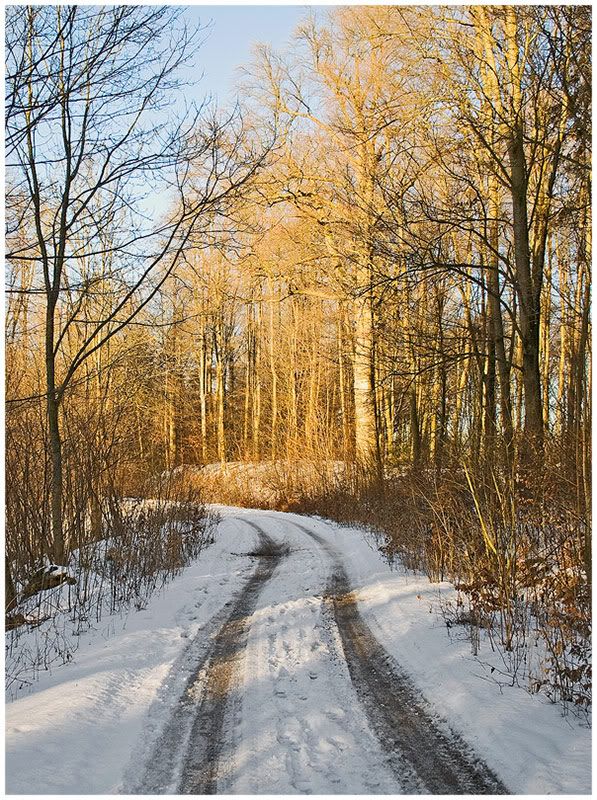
[289,299,299,451]
[198,312,208,463]
[252,303,261,460]
[5,560,18,614]
[46,296,65,563]
[338,312,351,460]
[268,277,278,460]
[352,289,380,473]
[410,386,421,466]
[214,322,226,465]
[508,125,544,455]
[487,178,514,467]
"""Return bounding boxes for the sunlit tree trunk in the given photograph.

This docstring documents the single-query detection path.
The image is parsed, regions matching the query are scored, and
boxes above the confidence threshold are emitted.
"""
[198,313,208,463]
[487,177,514,467]
[268,277,278,459]
[214,320,226,465]
[352,284,380,472]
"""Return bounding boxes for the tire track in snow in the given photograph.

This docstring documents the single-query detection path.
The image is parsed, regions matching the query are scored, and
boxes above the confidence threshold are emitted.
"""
[129,520,286,795]
[284,517,508,795]
[239,527,395,794]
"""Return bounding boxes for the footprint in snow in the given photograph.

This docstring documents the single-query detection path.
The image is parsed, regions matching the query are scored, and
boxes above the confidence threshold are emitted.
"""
[278,732,300,751]
[325,708,346,722]
[326,736,347,752]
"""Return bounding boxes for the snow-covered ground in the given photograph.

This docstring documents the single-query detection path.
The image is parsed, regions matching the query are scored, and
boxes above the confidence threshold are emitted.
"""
[5,507,591,794]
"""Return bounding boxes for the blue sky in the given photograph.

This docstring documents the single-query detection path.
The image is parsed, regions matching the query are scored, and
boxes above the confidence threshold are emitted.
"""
[182,6,313,103]
[142,6,316,220]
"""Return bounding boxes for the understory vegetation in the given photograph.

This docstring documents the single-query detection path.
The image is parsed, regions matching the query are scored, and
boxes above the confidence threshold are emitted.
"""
[5,6,590,712]
[190,454,590,716]
[5,473,215,694]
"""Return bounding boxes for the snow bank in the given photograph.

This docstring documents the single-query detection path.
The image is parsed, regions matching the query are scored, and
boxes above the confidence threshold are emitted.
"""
[5,516,258,794]
[282,511,592,795]
[5,507,591,795]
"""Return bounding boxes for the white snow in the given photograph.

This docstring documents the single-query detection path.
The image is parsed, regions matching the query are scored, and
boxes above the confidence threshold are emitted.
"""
[226,514,399,794]
[271,509,592,795]
[44,563,71,577]
[5,515,257,794]
[5,507,591,795]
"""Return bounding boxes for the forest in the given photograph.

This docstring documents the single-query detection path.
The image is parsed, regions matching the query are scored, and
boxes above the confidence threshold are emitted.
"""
[5,5,591,713]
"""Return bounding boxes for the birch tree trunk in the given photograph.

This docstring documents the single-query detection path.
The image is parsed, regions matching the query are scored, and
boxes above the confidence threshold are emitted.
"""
[352,285,380,472]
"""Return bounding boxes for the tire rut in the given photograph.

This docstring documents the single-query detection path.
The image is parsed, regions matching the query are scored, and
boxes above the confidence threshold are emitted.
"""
[130,521,286,795]
[285,518,508,795]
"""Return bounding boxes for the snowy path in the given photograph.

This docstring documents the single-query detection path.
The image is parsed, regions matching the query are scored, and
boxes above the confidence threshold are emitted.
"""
[6,508,591,795]
[128,512,502,794]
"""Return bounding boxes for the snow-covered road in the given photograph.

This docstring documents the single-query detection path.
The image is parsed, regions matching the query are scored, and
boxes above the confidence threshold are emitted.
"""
[5,508,591,794]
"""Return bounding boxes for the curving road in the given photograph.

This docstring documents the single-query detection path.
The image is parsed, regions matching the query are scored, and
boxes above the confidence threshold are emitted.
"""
[129,511,507,795]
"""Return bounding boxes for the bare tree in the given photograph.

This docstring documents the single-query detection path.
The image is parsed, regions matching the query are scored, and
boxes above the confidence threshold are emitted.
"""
[5,5,268,561]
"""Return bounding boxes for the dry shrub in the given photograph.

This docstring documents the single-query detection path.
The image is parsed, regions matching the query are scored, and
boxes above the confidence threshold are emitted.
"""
[5,471,216,694]
[380,457,591,716]
[182,460,355,512]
